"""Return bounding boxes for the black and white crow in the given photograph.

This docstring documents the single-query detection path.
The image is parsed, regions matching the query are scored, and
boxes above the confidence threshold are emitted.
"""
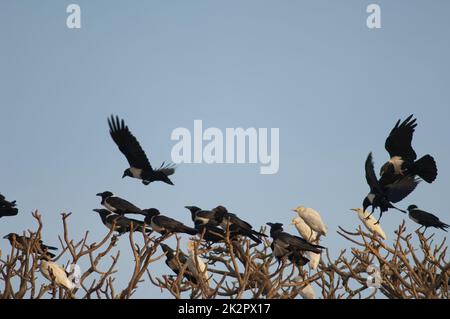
[380,115,437,184]
[212,206,267,244]
[96,191,144,215]
[143,208,197,235]
[185,206,221,227]
[93,209,150,235]
[108,115,175,186]
[266,223,323,267]
[3,233,58,258]
[160,243,198,284]
[0,193,18,218]
[407,205,449,233]
[363,153,418,223]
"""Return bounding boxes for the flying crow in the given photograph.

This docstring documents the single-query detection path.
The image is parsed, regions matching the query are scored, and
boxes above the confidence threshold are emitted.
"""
[108,115,175,186]
[407,205,449,233]
[93,209,150,235]
[266,222,324,267]
[3,233,58,258]
[0,193,18,218]
[96,191,144,215]
[143,208,197,235]
[380,115,437,184]
[212,206,267,244]
[363,152,418,223]
[160,243,198,284]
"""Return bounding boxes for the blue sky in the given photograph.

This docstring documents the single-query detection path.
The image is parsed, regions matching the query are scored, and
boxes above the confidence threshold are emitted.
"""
[1,1,449,298]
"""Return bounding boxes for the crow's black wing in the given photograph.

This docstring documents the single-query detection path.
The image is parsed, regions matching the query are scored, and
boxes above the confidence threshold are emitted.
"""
[385,115,417,161]
[410,209,440,224]
[108,115,152,170]
[365,153,383,194]
[384,176,419,203]
[106,197,142,214]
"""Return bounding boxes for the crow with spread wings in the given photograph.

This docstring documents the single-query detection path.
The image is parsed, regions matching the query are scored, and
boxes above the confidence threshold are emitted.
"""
[108,115,175,186]
[380,115,437,185]
[363,152,419,223]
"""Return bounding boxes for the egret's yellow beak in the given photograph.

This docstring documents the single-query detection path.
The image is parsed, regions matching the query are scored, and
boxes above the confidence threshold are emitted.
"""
[350,208,359,212]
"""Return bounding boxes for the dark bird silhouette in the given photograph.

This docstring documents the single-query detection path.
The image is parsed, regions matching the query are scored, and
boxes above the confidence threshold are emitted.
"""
[380,115,437,184]
[108,115,175,186]
[363,153,418,223]
[3,233,57,258]
[96,191,144,215]
[266,223,323,267]
[160,244,198,284]
[0,193,18,218]
[185,206,221,227]
[143,208,197,235]
[93,209,150,235]
[212,206,267,244]
[407,205,449,233]
[194,223,239,243]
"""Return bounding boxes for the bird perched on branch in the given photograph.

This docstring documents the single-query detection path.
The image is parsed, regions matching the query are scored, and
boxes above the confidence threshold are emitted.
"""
[291,217,321,269]
[143,208,197,235]
[292,206,327,238]
[185,206,221,227]
[3,233,58,258]
[93,209,150,235]
[407,205,449,233]
[186,241,209,284]
[212,206,267,244]
[96,191,144,215]
[266,223,324,268]
[363,152,417,223]
[380,115,437,184]
[40,260,75,290]
[108,115,175,186]
[350,208,387,240]
[0,193,18,218]
[160,243,198,284]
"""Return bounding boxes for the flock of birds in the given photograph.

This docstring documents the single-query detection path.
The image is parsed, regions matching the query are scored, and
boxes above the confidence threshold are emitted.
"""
[0,114,449,292]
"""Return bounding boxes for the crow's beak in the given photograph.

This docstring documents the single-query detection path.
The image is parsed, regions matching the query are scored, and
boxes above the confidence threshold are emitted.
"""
[266,222,273,226]
[121,172,127,178]
[3,235,9,239]
[93,209,101,213]
[96,193,102,197]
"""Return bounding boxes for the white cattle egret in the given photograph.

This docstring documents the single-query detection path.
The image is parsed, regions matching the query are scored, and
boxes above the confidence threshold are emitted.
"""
[350,208,387,240]
[291,217,317,242]
[296,281,316,299]
[292,206,328,237]
[307,251,321,270]
[187,241,209,284]
[40,260,74,290]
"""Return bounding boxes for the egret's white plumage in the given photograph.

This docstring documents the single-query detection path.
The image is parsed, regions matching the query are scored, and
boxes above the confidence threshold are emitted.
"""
[291,217,317,242]
[292,206,328,237]
[307,251,321,270]
[297,282,316,299]
[40,260,74,290]
[187,241,209,284]
[350,208,387,240]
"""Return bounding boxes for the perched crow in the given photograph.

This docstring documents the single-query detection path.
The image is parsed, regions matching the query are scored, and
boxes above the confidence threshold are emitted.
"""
[93,209,150,235]
[96,191,143,215]
[407,205,449,233]
[266,223,323,267]
[160,243,198,284]
[185,206,221,227]
[194,224,235,243]
[143,208,197,235]
[108,115,175,186]
[363,153,418,223]
[3,233,57,258]
[212,206,267,244]
[380,115,437,184]
[0,193,18,218]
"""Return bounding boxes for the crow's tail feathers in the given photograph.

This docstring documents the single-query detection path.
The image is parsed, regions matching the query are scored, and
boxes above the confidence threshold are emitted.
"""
[412,155,437,183]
